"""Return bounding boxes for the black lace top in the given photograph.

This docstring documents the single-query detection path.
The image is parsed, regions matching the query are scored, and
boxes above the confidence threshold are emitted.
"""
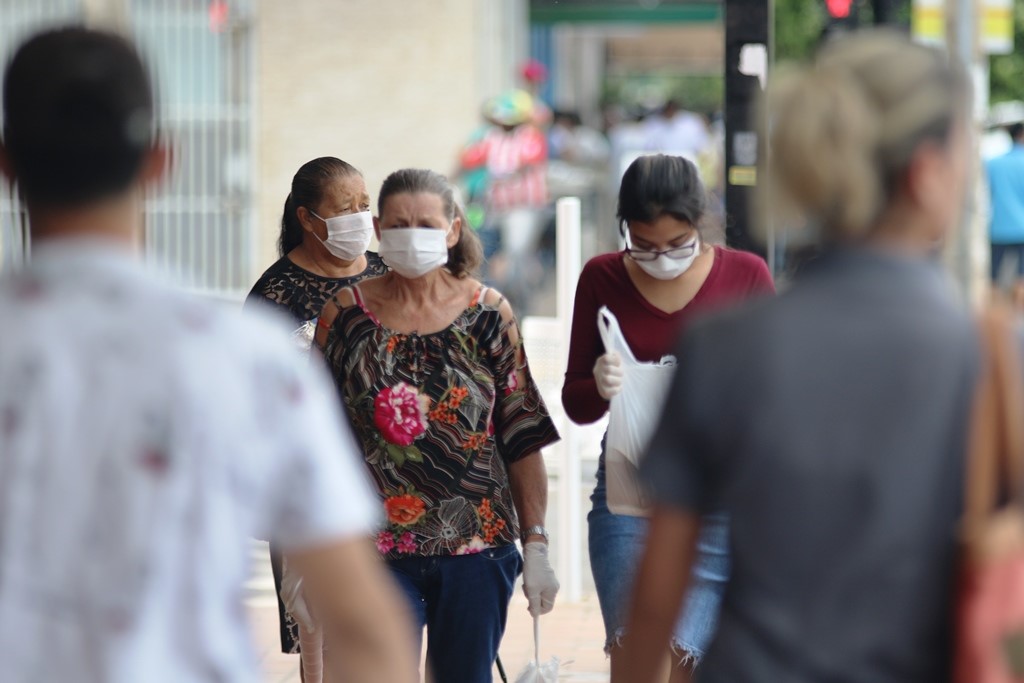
[245,252,388,331]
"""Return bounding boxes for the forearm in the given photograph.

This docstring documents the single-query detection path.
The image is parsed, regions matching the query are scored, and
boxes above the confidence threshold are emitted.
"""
[290,539,418,683]
[561,375,608,425]
[508,451,548,540]
[620,507,701,683]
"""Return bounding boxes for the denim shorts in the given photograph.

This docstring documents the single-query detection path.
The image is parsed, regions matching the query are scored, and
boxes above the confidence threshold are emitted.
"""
[588,455,730,662]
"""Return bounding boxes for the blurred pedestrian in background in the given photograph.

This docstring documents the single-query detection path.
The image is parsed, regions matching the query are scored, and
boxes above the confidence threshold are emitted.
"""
[642,99,711,163]
[562,154,773,682]
[549,110,611,168]
[622,30,975,683]
[314,168,560,682]
[245,156,388,681]
[457,90,550,316]
[986,122,1024,309]
[0,26,416,683]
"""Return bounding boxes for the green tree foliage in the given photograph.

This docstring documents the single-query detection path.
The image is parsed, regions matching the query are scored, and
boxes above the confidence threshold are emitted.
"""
[989,1,1024,104]
[773,0,913,64]
[775,0,827,62]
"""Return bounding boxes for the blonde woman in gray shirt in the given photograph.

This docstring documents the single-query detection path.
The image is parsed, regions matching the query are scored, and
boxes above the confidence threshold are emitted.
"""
[622,30,976,683]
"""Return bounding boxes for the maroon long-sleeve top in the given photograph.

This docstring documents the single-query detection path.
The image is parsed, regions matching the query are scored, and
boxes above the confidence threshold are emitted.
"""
[561,247,776,424]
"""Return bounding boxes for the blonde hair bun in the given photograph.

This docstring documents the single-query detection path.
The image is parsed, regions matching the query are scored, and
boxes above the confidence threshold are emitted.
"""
[767,30,967,242]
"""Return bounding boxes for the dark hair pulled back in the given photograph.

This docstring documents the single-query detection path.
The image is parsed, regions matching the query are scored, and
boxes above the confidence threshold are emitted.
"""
[279,156,361,257]
[617,154,707,236]
[377,168,483,279]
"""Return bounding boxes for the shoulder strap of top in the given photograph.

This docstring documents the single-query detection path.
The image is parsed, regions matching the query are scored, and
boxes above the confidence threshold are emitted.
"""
[351,283,366,307]
[472,285,488,308]
[330,285,362,311]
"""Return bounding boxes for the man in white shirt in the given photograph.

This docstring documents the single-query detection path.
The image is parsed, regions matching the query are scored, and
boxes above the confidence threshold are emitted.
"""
[0,26,417,683]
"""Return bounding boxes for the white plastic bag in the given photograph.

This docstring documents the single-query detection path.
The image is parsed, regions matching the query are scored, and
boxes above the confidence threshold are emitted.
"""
[513,616,560,683]
[597,306,677,517]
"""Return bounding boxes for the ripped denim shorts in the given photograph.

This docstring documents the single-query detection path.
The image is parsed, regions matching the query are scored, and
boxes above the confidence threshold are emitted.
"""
[588,454,730,663]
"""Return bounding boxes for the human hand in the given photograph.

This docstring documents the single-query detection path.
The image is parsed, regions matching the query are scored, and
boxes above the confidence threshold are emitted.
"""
[522,541,559,616]
[593,352,624,400]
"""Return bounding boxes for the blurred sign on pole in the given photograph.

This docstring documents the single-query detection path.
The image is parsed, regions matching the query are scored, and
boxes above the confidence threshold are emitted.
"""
[724,0,769,259]
[980,0,1014,54]
[912,0,945,46]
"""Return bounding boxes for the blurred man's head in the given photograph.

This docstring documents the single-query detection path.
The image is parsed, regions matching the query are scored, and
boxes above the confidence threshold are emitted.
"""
[1,27,159,210]
[1008,122,1024,143]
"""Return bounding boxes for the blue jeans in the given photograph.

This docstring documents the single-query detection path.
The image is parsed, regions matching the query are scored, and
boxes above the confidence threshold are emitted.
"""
[388,544,523,682]
[991,242,1024,281]
[588,455,729,662]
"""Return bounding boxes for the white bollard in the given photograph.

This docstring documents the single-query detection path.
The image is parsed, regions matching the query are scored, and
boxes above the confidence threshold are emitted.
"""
[556,197,583,603]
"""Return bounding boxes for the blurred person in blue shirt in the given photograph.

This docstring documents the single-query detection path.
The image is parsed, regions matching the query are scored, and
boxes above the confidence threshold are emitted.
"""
[986,122,1024,293]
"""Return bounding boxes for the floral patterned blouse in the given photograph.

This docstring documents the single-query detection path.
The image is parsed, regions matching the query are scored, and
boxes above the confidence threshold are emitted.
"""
[322,284,559,559]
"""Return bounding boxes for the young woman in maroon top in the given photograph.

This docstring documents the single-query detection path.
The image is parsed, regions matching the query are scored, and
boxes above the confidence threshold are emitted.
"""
[562,154,774,682]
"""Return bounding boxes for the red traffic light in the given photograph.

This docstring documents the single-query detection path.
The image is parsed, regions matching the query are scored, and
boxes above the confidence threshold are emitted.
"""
[826,0,853,17]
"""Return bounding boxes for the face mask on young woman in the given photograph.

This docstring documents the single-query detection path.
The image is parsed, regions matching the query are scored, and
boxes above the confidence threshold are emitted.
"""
[310,210,374,261]
[378,227,450,279]
[629,237,701,281]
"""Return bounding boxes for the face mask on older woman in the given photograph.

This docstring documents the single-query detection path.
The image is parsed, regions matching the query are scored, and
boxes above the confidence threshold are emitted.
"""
[379,227,450,279]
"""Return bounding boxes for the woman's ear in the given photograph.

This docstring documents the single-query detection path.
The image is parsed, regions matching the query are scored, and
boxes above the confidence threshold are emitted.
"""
[448,215,462,249]
[297,206,318,234]
[905,138,953,210]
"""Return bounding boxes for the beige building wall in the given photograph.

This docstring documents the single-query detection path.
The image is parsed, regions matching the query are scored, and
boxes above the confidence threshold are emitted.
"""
[254,0,525,271]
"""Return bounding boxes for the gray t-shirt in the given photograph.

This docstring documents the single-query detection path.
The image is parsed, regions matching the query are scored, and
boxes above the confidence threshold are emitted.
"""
[643,249,980,683]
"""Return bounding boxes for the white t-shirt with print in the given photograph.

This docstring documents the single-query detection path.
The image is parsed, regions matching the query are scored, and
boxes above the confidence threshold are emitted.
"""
[0,239,377,683]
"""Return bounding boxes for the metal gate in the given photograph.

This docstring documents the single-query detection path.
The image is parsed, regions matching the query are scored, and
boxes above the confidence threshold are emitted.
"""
[0,0,256,297]
[132,0,256,296]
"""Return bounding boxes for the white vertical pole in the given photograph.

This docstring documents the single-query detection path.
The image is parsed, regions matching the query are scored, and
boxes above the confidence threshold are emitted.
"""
[556,196,583,602]
[953,0,989,306]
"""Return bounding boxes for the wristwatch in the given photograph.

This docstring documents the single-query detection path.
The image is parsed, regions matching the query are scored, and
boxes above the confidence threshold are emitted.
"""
[521,525,549,542]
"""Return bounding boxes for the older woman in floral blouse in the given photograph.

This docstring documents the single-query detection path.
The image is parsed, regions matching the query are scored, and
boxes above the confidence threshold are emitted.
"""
[314,168,560,682]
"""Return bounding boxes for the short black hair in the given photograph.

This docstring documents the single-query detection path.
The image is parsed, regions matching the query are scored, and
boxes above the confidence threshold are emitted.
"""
[1008,122,1024,142]
[2,26,154,207]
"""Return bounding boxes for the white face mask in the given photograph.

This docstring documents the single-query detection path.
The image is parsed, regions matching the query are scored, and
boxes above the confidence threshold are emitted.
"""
[310,210,373,261]
[378,227,450,279]
[632,238,701,281]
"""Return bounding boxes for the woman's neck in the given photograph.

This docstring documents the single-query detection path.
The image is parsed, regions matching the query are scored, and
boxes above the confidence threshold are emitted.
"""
[864,205,939,259]
[289,241,367,278]
[384,269,455,308]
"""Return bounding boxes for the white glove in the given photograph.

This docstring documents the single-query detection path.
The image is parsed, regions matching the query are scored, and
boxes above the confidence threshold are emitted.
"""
[522,541,559,616]
[280,560,316,634]
[593,352,624,400]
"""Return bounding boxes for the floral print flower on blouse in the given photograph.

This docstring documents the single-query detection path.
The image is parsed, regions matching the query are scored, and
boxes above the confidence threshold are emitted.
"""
[384,490,428,527]
[417,496,480,556]
[373,382,430,466]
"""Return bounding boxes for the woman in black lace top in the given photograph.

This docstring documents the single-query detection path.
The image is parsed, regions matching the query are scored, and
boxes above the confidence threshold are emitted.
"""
[244,156,387,673]
[246,156,387,349]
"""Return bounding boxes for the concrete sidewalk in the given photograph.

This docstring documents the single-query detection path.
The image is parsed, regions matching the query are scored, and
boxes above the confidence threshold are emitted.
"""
[250,592,611,682]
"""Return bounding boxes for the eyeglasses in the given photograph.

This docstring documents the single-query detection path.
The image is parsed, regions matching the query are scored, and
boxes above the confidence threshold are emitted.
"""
[624,237,698,262]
